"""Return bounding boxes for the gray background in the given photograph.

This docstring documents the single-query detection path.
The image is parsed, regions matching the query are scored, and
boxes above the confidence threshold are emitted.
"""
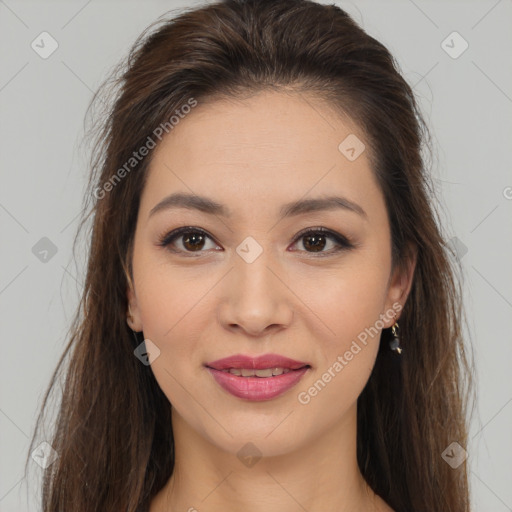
[1,0,511,510]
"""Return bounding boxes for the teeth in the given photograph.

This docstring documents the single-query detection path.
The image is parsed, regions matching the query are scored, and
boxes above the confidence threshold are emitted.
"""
[222,367,292,377]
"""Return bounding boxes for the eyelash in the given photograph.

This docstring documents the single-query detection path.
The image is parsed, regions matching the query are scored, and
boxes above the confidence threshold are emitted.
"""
[157,226,355,257]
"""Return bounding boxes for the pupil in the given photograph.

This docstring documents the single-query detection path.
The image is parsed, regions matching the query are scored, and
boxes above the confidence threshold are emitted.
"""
[304,234,325,252]
[184,233,204,251]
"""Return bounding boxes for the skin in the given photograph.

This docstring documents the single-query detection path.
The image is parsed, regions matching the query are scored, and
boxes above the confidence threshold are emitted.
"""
[127,90,416,512]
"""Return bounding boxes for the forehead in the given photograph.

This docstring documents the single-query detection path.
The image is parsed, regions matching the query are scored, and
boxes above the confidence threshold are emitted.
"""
[156,91,364,165]
[141,90,384,223]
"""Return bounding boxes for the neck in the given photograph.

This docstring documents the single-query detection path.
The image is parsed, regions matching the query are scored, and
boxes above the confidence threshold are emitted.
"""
[150,402,386,512]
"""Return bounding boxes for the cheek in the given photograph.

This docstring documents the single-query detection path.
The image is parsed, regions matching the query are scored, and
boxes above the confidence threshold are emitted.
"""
[133,243,211,339]
[296,262,390,394]
[294,268,390,420]
[304,261,390,339]
[133,266,208,407]
[132,249,222,400]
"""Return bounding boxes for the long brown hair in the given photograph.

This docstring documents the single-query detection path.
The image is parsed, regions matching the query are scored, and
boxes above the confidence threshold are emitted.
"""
[25,1,476,510]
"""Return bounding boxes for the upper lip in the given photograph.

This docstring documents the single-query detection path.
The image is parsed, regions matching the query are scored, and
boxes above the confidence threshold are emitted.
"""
[205,353,311,371]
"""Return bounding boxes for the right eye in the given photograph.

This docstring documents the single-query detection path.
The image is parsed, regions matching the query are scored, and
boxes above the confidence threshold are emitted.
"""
[157,226,221,256]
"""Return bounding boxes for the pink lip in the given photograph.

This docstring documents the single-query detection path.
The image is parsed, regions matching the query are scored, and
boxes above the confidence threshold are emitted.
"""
[205,353,311,401]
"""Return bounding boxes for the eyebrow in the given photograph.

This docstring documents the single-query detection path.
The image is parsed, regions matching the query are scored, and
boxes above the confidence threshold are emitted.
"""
[148,192,368,221]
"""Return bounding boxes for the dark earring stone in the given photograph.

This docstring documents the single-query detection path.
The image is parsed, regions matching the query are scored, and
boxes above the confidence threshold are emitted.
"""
[389,335,402,353]
[389,323,402,354]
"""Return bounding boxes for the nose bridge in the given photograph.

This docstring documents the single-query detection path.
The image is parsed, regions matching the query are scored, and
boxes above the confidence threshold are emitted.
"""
[218,235,293,334]
[232,235,280,300]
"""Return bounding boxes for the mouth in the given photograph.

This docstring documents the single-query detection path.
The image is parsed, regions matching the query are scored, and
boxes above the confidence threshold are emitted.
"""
[204,353,312,401]
[205,353,311,371]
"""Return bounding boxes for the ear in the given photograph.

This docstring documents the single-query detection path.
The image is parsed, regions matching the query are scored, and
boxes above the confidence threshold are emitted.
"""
[126,282,144,332]
[383,244,417,327]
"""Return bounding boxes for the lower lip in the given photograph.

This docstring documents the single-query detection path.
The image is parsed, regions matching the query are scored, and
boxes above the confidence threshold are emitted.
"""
[206,367,310,401]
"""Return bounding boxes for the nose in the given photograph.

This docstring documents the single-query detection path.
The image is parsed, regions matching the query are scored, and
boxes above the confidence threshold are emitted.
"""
[216,249,294,338]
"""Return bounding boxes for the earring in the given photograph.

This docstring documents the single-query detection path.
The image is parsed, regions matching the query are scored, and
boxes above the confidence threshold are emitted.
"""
[389,317,402,355]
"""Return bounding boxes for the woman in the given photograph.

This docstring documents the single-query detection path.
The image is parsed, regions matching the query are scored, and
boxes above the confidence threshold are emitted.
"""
[26,0,475,510]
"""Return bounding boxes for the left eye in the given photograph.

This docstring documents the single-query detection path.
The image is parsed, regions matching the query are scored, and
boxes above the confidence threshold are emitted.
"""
[157,226,354,256]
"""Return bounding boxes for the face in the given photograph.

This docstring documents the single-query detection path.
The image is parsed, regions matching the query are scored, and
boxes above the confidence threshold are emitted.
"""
[127,90,415,457]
